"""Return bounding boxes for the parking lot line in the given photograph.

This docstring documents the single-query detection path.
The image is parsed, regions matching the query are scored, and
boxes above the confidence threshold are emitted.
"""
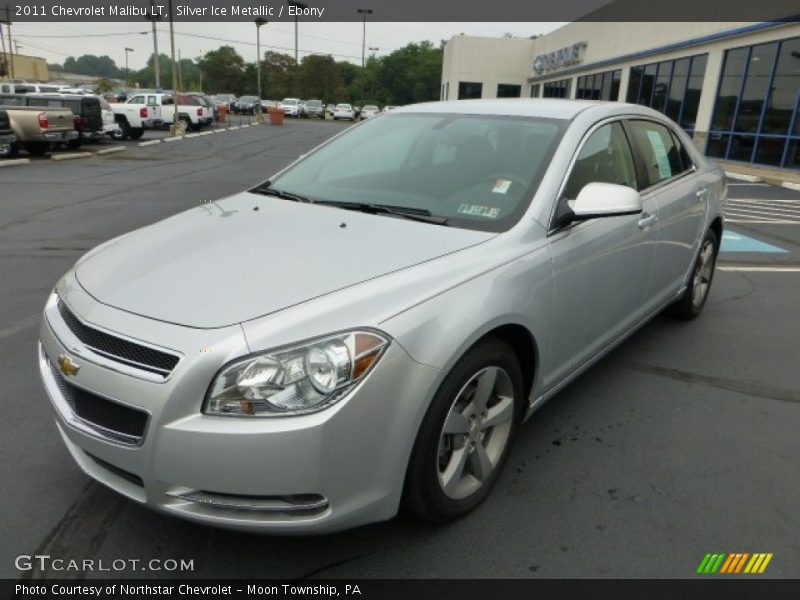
[718,265,800,272]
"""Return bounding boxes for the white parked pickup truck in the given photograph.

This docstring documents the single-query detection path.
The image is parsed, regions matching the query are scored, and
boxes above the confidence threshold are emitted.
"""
[159,94,211,131]
[111,92,163,140]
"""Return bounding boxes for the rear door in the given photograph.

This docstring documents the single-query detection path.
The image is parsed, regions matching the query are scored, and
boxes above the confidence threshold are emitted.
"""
[147,95,161,121]
[625,119,706,308]
[544,119,656,387]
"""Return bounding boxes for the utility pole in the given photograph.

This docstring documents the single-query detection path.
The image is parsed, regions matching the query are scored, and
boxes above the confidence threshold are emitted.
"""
[5,7,14,79]
[167,0,179,133]
[356,8,372,69]
[255,17,267,102]
[149,0,160,88]
[124,47,134,87]
[286,1,307,64]
[13,40,20,54]
[177,48,183,91]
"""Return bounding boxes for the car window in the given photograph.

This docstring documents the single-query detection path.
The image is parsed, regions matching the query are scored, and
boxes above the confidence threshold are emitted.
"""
[562,121,637,200]
[270,113,565,233]
[147,96,158,106]
[627,120,687,187]
[128,95,144,104]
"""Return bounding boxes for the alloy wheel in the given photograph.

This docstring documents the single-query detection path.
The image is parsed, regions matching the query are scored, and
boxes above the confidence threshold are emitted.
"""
[692,240,716,308]
[436,366,515,500]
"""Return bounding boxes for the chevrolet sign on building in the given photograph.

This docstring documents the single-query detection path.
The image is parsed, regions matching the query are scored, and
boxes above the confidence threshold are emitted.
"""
[533,42,587,75]
[440,21,800,174]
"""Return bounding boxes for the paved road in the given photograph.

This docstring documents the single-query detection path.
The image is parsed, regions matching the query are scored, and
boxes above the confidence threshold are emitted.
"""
[1,123,798,580]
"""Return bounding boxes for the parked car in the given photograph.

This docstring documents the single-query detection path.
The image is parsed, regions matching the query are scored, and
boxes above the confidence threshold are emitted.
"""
[280,98,302,117]
[160,94,210,130]
[232,96,261,115]
[8,93,104,147]
[360,105,380,119]
[98,97,121,139]
[0,104,78,155]
[178,94,216,126]
[212,94,237,110]
[111,92,164,140]
[382,105,397,112]
[304,99,325,119]
[0,82,35,94]
[37,99,725,534]
[333,103,356,120]
[0,108,15,156]
[325,103,335,117]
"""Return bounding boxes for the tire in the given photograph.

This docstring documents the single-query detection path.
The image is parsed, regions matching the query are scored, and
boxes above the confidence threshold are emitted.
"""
[114,120,130,141]
[128,128,144,140]
[179,117,192,131]
[66,138,82,149]
[24,142,49,156]
[667,228,719,319]
[402,338,523,522]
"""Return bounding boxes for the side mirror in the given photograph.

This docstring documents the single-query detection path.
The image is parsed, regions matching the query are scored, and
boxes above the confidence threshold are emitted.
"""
[571,182,642,221]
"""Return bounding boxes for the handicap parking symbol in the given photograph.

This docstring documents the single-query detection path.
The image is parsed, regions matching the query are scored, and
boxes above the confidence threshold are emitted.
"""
[720,230,787,253]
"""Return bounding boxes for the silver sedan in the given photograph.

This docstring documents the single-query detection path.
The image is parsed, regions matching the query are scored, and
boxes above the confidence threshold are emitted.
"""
[39,99,725,533]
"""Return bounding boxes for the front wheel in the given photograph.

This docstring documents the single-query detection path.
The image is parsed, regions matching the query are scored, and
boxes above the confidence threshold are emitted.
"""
[668,228,719,319]
[403,338,523,522]
[128,128,144,140]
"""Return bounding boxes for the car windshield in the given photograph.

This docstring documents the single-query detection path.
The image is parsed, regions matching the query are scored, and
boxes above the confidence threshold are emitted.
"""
[283,99,298,105]
[239,96,258,102]
[336,104,351,109]
[307,100,322,106]
[269,113,565,232]
[364,105,378,111]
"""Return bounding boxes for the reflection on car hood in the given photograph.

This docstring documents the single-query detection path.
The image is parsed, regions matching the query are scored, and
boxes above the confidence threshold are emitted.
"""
[75,192,493,328]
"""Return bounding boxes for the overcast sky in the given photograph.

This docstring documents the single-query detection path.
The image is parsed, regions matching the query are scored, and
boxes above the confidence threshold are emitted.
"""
[11,22,565,69]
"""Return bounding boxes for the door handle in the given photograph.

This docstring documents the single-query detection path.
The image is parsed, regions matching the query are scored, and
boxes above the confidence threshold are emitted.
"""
[696,187,708,201]
[638,213,657,229]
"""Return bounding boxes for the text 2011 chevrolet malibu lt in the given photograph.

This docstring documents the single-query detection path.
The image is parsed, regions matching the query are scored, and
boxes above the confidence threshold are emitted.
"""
[39,99,725,533]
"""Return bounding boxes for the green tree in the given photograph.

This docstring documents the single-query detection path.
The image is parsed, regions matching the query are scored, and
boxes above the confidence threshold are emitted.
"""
[198,46,246,95]
[63,55,122,79]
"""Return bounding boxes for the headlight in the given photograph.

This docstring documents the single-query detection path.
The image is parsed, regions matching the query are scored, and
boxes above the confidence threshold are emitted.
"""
[204,330,389,417]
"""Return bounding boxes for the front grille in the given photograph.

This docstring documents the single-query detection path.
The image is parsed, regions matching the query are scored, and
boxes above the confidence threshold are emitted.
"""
[49,359,148,445]
[57,298,179,377]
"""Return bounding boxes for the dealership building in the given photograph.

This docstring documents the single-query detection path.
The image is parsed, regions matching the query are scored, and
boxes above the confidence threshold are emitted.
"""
[440,22,800,173]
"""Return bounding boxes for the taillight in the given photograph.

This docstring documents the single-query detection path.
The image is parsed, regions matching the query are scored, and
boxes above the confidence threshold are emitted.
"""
[197,108,203,116]
[38,112,48,128]
[140,107,148,118]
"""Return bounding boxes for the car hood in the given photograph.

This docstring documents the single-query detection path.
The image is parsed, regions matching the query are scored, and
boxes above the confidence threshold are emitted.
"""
[75,192,494,328]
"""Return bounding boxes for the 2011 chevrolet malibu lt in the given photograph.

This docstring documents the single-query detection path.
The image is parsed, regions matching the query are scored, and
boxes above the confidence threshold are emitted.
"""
[39,99,725,533]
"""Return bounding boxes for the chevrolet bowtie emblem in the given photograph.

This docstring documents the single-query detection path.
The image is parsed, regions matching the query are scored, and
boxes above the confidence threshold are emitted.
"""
[57,354,81,377]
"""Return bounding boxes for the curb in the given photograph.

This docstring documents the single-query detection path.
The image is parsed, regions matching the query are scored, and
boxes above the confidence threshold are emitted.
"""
[184,133,201,138]
[725,171,762,183]
[0,158,30,167]
[138,140,162,147]
[781,182,800,192]
[163,136,184,143]
[51,152,93,161]
[95,146,127,156]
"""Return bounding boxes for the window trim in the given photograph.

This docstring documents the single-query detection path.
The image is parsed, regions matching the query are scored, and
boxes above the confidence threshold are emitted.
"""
[624,118,698,195]
[547,116,639,235]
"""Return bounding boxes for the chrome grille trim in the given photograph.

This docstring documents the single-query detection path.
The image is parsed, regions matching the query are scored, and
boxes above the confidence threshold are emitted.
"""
[39,344,149,447]
[167,490,329,514]
[56,297,180,378]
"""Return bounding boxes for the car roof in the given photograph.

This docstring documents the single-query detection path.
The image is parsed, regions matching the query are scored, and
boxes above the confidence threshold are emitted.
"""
[394,99,661,121]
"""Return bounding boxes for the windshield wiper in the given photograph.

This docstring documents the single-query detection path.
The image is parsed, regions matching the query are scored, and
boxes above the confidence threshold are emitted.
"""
[315,200,449,226]
[249,184,311,203]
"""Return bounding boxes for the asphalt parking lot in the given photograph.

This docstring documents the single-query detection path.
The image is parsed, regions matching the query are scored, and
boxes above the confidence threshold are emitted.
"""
[1,121,798,580]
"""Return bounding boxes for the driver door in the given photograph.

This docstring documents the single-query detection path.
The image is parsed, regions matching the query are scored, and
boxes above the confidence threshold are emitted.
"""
[543,120,657,389]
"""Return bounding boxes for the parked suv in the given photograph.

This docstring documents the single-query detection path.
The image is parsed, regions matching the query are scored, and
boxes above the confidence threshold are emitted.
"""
[304,99,325,118]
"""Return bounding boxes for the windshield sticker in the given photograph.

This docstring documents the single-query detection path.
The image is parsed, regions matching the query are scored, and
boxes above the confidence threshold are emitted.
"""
[458,204,500,219]
[645,130,672,179]
[492,179,512,194]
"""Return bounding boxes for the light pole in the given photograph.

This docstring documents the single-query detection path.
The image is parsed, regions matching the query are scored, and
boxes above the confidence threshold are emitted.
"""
[286,1,307,64]
[356,8,372,69]
[255,17,268,108]
[124,47,134,87]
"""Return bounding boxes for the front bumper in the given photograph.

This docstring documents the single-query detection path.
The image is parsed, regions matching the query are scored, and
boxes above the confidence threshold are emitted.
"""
[38,287,440,534]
